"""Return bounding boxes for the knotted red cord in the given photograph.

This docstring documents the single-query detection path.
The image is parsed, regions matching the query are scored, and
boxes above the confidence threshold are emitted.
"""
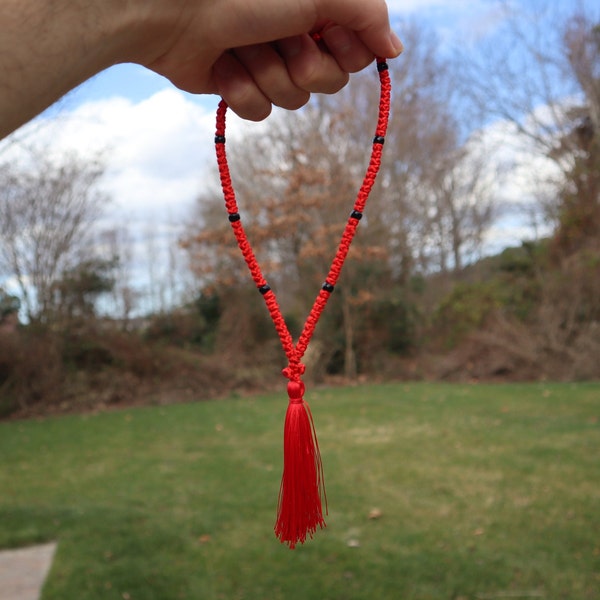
[214,58,391,548]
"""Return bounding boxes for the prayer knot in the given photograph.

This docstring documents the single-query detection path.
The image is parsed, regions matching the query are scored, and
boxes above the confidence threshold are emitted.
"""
[281,363,305,381]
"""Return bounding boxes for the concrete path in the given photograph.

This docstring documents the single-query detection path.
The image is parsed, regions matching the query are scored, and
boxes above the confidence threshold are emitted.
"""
[0,543,57,600]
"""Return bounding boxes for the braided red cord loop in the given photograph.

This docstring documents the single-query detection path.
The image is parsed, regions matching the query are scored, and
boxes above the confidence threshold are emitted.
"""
[214,58,391,548]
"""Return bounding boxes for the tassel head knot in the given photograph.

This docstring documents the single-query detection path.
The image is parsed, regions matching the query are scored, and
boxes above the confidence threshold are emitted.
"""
[287,380,305,403]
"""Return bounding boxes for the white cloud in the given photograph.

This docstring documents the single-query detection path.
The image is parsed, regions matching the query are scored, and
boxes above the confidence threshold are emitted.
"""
[464,118,562,254]
[7,89,269,224]
[472,119,562,204]
[32,90,219,221]
[2,90,224,222]
[387,0,508,48]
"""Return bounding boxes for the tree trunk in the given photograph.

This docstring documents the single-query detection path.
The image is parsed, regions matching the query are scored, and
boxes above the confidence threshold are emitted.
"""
[341,290,357,380]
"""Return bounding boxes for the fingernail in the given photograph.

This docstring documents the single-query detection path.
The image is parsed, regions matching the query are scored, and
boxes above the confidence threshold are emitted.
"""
[278,35,303,59]
[390,31,404,56]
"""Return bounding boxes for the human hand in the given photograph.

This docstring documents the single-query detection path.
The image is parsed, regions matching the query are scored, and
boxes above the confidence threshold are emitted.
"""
[128,0,403,120]
[0,0,402,137]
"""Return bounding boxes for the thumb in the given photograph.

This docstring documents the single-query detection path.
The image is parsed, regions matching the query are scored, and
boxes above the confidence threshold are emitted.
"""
[314,0,403,58]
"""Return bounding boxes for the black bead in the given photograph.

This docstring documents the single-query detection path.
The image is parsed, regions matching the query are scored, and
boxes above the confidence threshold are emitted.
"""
[373,135,385,145]
[350,210,363,220]
[228,213,241,222]
[258,284,271,295]
[377,61,389,72]
[215,135,226,144]
[322,282,335,293]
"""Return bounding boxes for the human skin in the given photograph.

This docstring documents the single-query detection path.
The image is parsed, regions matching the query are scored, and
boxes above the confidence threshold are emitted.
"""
[0,0,402,139]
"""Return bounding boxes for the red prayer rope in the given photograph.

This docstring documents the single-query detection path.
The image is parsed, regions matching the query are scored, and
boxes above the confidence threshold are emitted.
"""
[214,58,391,384]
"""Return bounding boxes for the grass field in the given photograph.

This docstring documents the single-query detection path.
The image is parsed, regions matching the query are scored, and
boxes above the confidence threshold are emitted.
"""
[0,382,599,600]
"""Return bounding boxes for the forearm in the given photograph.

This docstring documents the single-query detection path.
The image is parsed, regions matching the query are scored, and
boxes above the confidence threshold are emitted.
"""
[0,0,142,138]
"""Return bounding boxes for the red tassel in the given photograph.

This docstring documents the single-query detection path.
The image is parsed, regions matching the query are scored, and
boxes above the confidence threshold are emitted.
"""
[275,380,327,549]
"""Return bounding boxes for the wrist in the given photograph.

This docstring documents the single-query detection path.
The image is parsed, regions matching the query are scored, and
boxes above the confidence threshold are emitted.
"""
[107,0,210,67]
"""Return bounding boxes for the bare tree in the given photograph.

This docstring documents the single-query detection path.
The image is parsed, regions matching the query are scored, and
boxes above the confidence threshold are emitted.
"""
[0,151,107,322]
[134,211,191,317]
[98,226,139,327]
[372,22,497,275]
[457,1,600,244]
[424,144,497,272]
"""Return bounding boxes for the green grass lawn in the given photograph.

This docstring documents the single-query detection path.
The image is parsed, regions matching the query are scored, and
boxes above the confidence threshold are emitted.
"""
[1,382,599,599]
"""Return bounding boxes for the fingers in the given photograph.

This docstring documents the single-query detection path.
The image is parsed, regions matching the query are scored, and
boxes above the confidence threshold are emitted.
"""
[213,52,273,121]
[214,34,348,121]
[235,43,310,110]
[213,41,318,122]
[277,34,349,94]
[320,24,375,73]
[214,28,378,121]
